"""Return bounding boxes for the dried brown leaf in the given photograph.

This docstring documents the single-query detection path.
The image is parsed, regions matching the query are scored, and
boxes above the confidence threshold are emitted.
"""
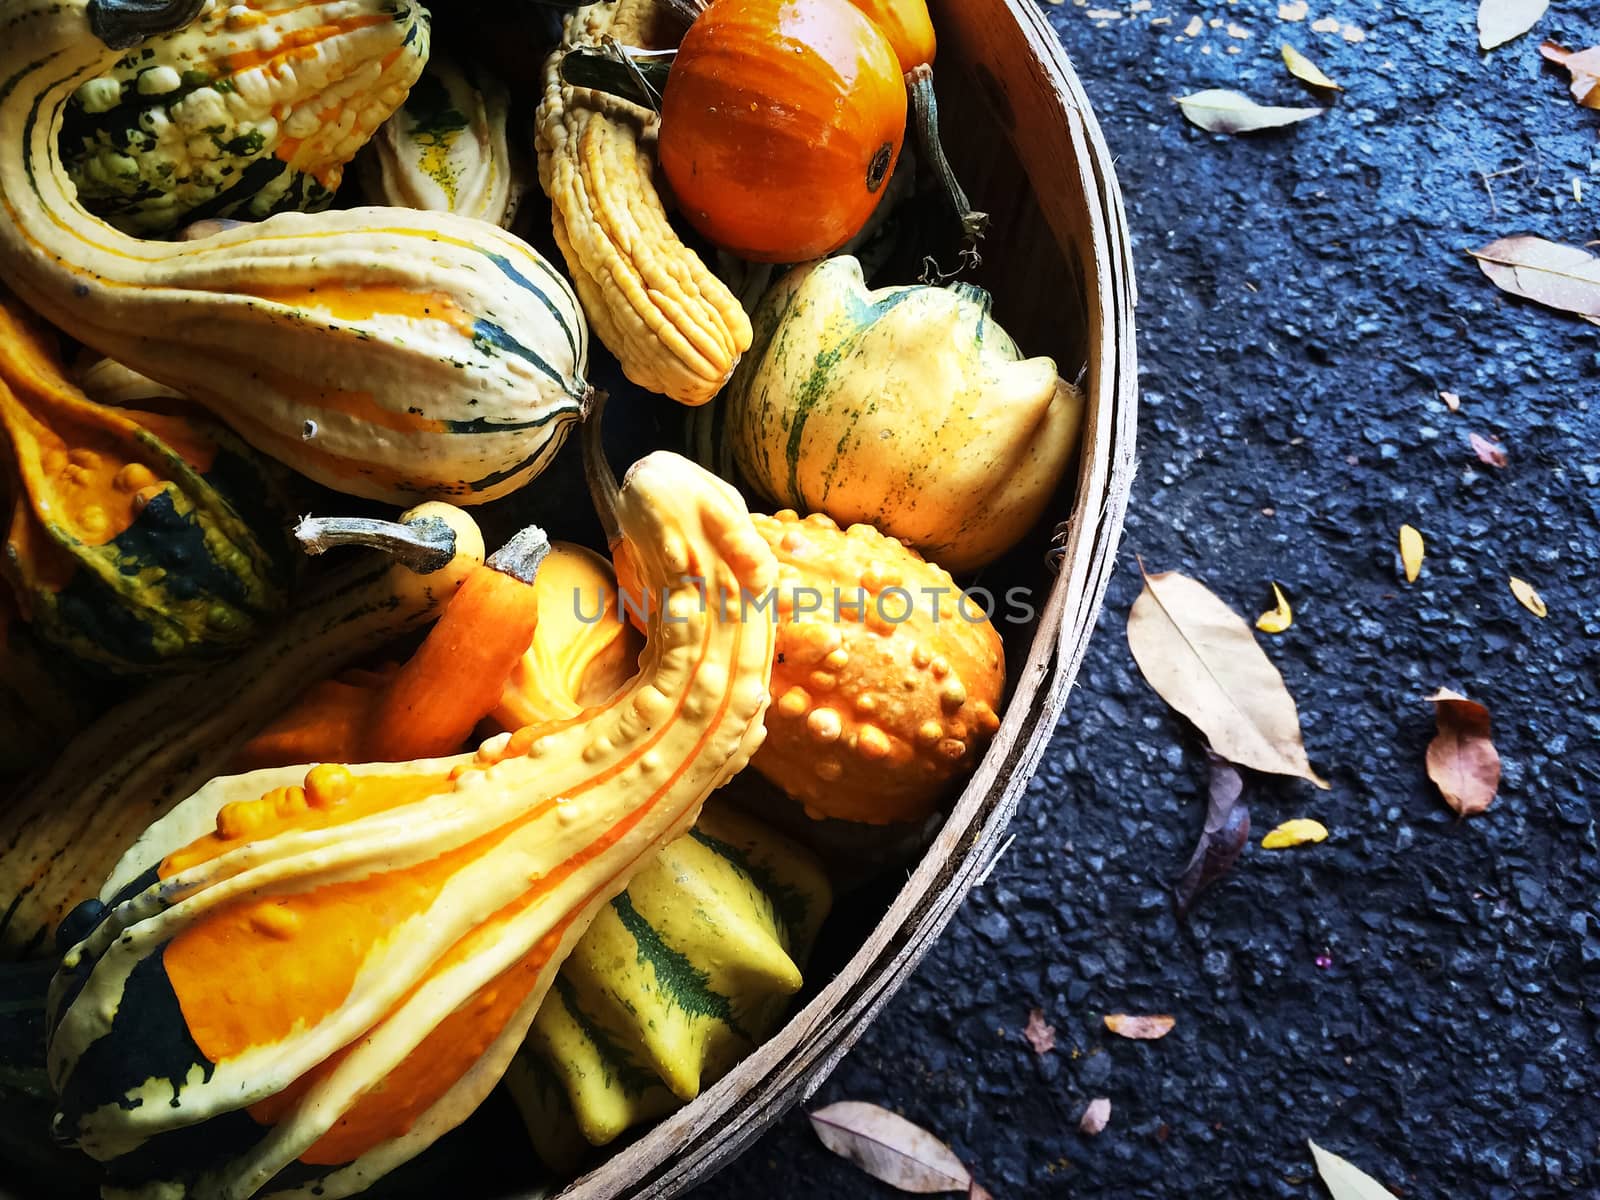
[1127,567,1328,787]
[1509,576,1548,617]
[1425,689,1501,818]
[810,1102,986,1195]
[1080,1098,1112,1135]
[1023,1009,1056,1056]
[1478,0,1548,50]
[1282,44,1341,89]
[1176,89,1325,134]
[1471,236,1600,325]
[1469,432,1508,467]
[1309,1140,1402,1200]
[1105,1013,1176,1040]
[1540,40,1600,107]
[1173,752,1251,916]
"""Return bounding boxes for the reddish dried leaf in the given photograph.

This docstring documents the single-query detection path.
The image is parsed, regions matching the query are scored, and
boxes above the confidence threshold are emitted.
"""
[1173,753,1251,916]
[1023,1009,1057,1056]
[1469,432,1508,467]
[1426,689,1502,818]
[1541,40,1600,107]
[1080,1098,1112,1135]
[1105,1013,1176,1040]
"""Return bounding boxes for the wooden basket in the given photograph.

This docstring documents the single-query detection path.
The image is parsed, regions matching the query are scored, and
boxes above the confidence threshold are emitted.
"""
[565,2,1139,1194]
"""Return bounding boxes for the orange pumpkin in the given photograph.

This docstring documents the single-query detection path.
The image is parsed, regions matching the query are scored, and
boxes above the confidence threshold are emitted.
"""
[658,0,908,263]
[844,0,936,72]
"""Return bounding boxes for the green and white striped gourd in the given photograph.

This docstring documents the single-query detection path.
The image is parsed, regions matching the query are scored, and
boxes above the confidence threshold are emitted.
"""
[0,0,590,506]
[59,0,429,235]
[359,53,524,228]
[504,802,831,1171]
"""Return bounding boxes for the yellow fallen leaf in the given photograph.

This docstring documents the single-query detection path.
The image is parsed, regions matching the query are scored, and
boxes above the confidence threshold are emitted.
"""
[1262,818,1329,849]
[1439,390,1461,412]
[1175,89,1325,134]
[1398,525,1424,582]
[1282,44,1341,89]
[1255,582,1293,633]
[1104,1013,1175,1040]
[1509,576,1547,617]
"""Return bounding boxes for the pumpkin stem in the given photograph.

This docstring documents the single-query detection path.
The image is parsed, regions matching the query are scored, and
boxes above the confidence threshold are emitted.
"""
[294,514,458,575]
[906,65,989,283]
[582,391,623,549]
[87,0,208,50]
[659,0,712,26]
[560,45,675,112]
[485,525,551,587]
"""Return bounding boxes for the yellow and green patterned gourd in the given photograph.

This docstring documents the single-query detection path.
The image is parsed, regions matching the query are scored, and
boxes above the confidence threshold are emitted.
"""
[59,0,429,235]
[504,801,831,1170]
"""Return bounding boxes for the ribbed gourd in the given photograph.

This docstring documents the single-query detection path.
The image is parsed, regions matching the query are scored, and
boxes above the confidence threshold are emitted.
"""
[537,0,753,406]
[0,290,290,672]
[505,801,831,1170]
[58,0,429,236]
[45,450,777,1199]
[359,53,523,228]
[0,0,590,505]
[0,589,98,781]
[751,510,1006,825]
[0,502,486,961]
[726,255,1083,572]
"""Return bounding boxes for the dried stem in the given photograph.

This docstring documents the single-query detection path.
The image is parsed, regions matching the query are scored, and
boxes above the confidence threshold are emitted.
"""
[294,514,457,575]
[907,65,989,282]
[486,525,551,586]
[582,391,623,549]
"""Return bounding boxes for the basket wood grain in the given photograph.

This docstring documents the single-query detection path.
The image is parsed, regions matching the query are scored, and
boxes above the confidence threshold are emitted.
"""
[560,2,1138,1195]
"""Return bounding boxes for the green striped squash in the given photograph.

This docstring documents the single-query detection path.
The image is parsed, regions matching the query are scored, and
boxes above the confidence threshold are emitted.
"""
[504,802,832,1171]
[0,0,590,506]
[60,0,429,235]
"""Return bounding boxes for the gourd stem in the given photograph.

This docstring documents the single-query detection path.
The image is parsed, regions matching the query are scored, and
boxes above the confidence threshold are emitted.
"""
[88,0,208,50]
[561,46,675,112]
[294,515,457,575]
[485,525,551,586]
[583,392,624,549]
[906,65,990,282]
[660,0,711,26]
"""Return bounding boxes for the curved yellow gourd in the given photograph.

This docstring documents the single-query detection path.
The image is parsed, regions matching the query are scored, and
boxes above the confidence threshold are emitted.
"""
[46,450,777,1200]
[0,0,589,505]
[536,0,752,406]
[726,255,1082,572]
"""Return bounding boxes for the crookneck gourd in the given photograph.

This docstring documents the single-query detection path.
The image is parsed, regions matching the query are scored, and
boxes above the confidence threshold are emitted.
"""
[0,502,485,961]
[0,0,589,504]
[0,290,290,672]
[725,255,1084,573]
[536,0,752,406]
[505,800,830,1171]
[59,0,429,235]
[359,52,524,228]
[751,510,1005,825]
[46,450,777,1199]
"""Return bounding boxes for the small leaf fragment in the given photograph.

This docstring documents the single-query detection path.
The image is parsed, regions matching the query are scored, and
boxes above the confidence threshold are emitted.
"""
[1127,567,1328,787]
[1255,582,1293,633]
[1425,689,1501,818]
[1023,1009,1056,1056]
[1509,576,1547,617]
[810,1102,985,1196]
[1469,432,1508,468]
[1079,1098,1112,1136]
[1105,1013,1176,1040]
[1398,524,1424,582]
[1309,1140,1402,1200]
[1471,237,1600,324]
[1261,818,1329,849]
[1173,752,1251,915]
[1439,390,1461,412]
[1477,0,1548,50]
[1176,89,1324,134]
[1282,44,1341,89]
[1540,41,1600,108]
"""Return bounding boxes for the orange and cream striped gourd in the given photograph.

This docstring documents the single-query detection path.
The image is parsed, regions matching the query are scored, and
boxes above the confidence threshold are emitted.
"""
[45,449,778,1200]
[0,0,590,505]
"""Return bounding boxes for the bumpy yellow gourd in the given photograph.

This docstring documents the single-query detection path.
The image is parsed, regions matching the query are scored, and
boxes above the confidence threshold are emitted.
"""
[46,450,777,1200]
[359,53,524,228]
[752,510,1005,824]
[726,255,1083,572]
[504,801,831,1169]
[536,0,753,406]
[0,0,589,505]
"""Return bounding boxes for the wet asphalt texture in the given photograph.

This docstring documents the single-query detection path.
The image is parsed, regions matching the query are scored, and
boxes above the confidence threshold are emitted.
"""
[695,2,1600,1197]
